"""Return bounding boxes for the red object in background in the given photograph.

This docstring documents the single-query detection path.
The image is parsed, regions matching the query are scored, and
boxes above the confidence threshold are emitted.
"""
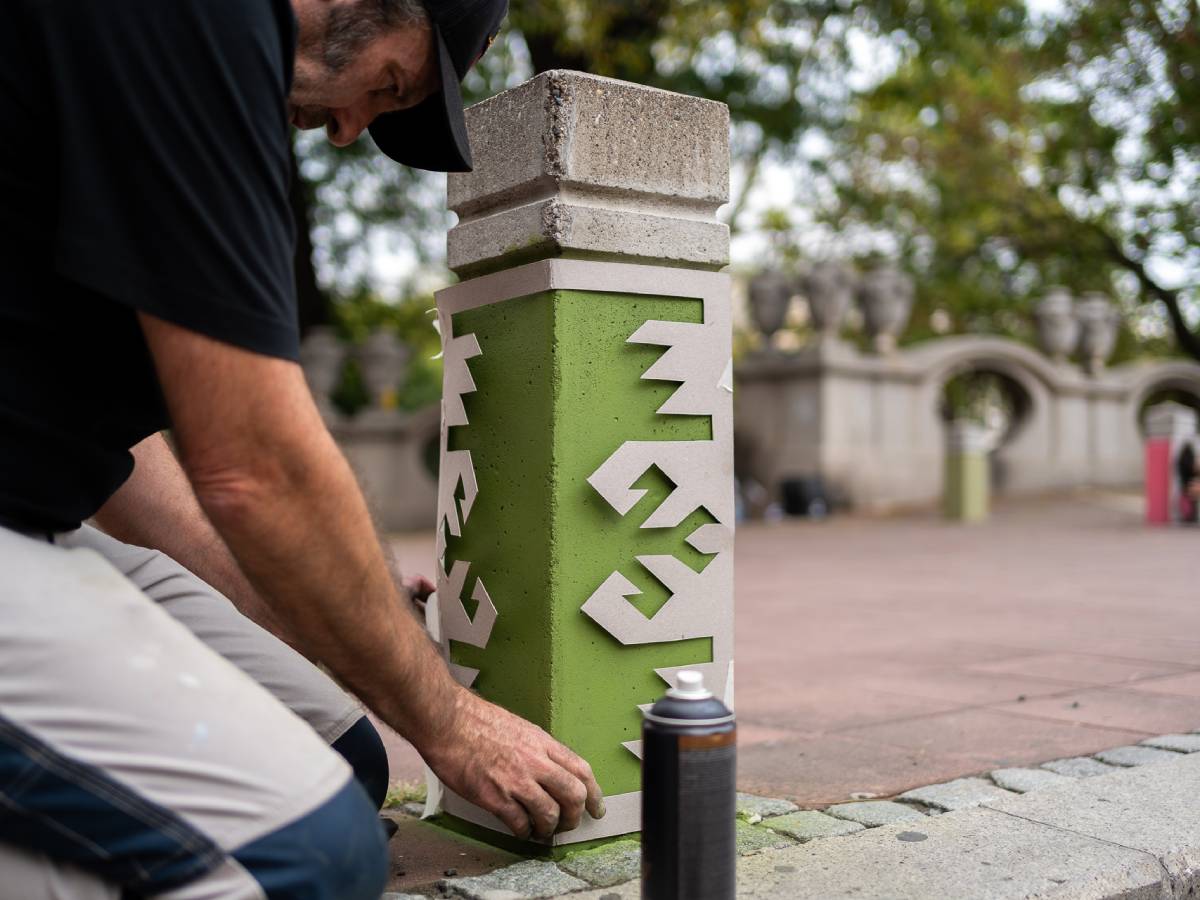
[1145,437,1172,524]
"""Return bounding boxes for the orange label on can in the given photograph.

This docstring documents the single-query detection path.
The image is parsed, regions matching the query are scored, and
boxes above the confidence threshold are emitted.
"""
[679,728,736,751]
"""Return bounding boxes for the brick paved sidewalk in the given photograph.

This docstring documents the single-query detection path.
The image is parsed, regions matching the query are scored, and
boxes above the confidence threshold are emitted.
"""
[383,490,1200,807]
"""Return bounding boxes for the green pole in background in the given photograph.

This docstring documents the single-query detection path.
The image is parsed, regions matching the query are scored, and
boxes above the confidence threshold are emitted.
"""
[428,71,734,846]
[944,419,989,523]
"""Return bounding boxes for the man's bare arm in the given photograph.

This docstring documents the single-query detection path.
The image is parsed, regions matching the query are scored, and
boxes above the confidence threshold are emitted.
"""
[94,432,299,647]
[137,312,603,838]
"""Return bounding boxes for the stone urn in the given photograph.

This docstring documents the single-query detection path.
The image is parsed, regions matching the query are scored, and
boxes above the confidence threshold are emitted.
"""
[1032,288,1079,364]
[1074,292,1119,375]
[298,326,345,415]
[800,262,856,341]
[748,270,795,344]
[356,330,410,412]
[856,265,915,354]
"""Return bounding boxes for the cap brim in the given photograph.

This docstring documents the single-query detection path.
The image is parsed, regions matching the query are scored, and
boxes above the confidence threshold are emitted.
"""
[368,28,472,173]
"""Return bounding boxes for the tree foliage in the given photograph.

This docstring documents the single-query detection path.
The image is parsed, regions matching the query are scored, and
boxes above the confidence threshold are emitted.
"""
[828,0,1199,358]
[298,0,1200,363]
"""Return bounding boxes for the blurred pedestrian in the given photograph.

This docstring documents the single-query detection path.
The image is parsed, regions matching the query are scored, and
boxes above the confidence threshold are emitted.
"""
[1179,441,1198,524]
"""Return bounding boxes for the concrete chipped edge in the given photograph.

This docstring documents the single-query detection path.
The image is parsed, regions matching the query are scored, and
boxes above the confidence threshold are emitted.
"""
[539,730,1200,898]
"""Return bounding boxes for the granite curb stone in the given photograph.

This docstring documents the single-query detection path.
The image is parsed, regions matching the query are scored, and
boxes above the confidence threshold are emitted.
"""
[761,810,865,842]
[1094,744,1183,767]
[988,766,1074,793]
[440,860,588,899]
[559,884,640,900]
[731,807,1164,898]
[984,754,1200,897]
[735,819,796,854]
[736,792,799,821]
[824,800,926,827]
[1141,733,1200,753]
[1041,756,1122,778]
[898,777,1018,811]
[557,841,641,888]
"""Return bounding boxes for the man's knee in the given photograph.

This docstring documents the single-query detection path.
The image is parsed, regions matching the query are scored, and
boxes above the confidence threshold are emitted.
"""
[331,715,390,811]
[231,778,388,900]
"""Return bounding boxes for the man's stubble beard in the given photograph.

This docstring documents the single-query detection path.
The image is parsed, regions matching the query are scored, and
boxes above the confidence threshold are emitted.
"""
[288,3,382,129]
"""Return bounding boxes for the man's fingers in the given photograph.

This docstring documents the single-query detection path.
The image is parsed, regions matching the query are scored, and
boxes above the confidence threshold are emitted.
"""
[493,799,532,840]
[549,744,605,820]
[537,767,587,832]
[401,573,435,602]
[513,782,561,839]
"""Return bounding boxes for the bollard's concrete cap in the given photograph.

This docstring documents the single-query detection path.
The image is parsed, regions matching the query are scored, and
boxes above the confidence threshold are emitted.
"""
[445,70,731,277]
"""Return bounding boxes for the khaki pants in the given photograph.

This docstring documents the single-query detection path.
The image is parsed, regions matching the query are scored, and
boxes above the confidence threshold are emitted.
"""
[0,524,388,899]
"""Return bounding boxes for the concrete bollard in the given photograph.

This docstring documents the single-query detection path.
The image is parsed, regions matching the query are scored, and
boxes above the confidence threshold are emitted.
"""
[943,420,989,522]
[428,71,735,845]
[1144,402,1198,525]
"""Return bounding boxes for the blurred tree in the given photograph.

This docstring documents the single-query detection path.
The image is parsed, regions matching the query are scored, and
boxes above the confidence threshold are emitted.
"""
[830,0,1199,360]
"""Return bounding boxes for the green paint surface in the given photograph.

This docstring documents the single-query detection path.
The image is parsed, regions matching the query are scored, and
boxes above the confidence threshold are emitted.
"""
[943,451,989,522]
[445,289,717,808]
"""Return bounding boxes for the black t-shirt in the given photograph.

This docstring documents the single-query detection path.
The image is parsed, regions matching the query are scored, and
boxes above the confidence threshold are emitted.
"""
[0,0,300,532]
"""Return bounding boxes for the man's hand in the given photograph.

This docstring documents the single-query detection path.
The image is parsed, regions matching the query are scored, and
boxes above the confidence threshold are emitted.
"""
[422,689,605,840]
[399,572,436,617]
[401,574,436,604]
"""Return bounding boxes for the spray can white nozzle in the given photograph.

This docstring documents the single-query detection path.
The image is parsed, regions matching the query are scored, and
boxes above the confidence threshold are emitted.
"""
[666,669,713,700]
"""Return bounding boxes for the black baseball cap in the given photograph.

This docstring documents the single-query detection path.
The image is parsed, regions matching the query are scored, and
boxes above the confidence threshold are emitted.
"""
[368,0,508,173]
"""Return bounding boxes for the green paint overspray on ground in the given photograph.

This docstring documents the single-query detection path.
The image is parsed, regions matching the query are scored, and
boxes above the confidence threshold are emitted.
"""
[445,289,717,812]
[427,812,633,860]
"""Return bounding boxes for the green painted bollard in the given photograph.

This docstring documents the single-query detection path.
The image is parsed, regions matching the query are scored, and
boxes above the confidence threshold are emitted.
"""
[427,71,735,845]
[943,420,989,522]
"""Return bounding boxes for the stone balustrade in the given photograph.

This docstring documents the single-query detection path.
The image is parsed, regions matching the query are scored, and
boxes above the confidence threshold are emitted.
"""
[298,326,438,531]
[747,272,1122,376]
[748,264,914,355]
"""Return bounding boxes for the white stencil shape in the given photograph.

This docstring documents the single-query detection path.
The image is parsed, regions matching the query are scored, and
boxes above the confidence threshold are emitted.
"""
[441,326,481,428]
[622,700,656,760]
[435,315,481,546]
[580,571,640,629]
[682,521,732,556]
[582,556,715,645]
[449,663,479,688]
[630,320,728,416]
[439,560,497,650]
[438,445,478,541]
[587,439,733,529]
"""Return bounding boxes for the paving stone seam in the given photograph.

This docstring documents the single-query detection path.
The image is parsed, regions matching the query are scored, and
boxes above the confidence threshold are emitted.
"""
[984,804,1164,864]
[981,800,1181,897]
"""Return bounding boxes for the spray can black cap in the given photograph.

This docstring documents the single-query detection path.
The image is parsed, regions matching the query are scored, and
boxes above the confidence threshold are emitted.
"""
[645,670,734,724]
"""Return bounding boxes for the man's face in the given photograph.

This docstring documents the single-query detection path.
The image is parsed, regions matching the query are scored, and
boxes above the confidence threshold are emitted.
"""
[289,5,440,147]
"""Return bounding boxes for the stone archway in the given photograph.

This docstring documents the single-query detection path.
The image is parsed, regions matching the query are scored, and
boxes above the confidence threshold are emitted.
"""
[735,327,1200,512]
[1126,363,1200,434]
[912,337,1062,499]
[937,368,1035,493]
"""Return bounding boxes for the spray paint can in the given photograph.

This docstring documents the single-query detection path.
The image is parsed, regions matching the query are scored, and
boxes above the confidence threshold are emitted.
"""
[641,670,736,900]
